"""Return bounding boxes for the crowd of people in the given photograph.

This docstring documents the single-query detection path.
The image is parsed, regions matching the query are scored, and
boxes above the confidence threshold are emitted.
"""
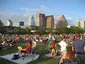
[0,33,85,64]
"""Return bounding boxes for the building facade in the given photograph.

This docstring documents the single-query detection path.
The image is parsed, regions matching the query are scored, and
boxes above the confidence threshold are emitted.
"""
[36,13,45,28]
[28,16,36,29]
[19,21,24,26]
[0,20,4,27]
[56,15,68,29]
[7,19,13,26]
[76,19,85,30]
[19,21,24,28]
[46,15,54,29]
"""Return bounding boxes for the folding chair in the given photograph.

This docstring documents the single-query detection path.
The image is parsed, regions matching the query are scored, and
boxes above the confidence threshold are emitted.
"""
[21,49,31,60]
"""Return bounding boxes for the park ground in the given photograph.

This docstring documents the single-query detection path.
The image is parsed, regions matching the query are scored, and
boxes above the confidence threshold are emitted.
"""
[0,42,60,64]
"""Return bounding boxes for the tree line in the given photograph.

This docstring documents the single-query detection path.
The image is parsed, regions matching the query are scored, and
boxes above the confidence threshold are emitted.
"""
[0,26,84,35]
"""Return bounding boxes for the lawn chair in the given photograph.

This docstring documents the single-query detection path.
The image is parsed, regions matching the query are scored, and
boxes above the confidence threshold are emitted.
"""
[21,49,31,60]
[21,47,36,60]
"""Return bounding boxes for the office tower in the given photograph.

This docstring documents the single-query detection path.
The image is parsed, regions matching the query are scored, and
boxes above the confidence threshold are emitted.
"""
[0,20,4,27]
[28,16,35,25]
[76,19,85,30]
[28,16,35,29]
[56,15,68,29]
[46,15,54,29]
[7,19,13,26]
[36,13,45,28]
[19,21,24,26]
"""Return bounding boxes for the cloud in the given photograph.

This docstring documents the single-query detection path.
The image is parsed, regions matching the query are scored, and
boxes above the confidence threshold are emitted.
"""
[29,9,42,13]
[20,8,29,12]
[20,5,56,14]
[9,13,20,16]
[0,11,29,26]
[72,13,77,15]
[0,10,5,15]
[40,5,55,13]
[0,12,4,15]
[20,8,42,13]
[66,17,73,20]
[66,17,75,25]
[80,16,85,19]
[23,14,29,17]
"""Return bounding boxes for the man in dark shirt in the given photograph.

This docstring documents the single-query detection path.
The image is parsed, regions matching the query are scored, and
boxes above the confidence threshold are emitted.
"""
[72,35,85,54]
[72,35,85,63]
[73,40,85,54]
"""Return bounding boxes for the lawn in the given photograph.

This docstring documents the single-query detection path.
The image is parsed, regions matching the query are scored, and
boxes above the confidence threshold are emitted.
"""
[0,42,60,64]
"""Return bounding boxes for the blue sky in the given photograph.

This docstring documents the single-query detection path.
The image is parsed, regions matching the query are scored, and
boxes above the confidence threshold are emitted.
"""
[0,0,85,26]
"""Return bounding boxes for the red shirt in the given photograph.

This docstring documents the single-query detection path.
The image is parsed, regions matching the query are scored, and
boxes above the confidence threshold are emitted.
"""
[25,44,31,51]
[50,43,55,49]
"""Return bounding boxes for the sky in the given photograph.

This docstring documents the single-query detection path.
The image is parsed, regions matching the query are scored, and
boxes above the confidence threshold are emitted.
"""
[0,0,85,26]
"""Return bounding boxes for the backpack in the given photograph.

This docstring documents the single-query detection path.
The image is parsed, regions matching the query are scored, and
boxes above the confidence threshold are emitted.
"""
[12,54,20,60]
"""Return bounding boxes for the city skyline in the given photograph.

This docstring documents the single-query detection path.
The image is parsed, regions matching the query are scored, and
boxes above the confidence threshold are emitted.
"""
[0,0,85,26]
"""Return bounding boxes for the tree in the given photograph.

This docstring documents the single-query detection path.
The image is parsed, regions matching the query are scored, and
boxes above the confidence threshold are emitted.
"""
[61,27,70,34]
[36,28,46,35]
[69,26,84,34]
[46,28,52,34]
[24,27,31,34]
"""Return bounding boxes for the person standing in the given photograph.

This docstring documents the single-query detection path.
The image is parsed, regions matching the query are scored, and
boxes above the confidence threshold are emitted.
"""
[31,39,36,54]
[72,35,85,64]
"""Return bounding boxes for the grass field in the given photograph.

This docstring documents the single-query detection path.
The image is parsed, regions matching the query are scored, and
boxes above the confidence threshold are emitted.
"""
[0,42,60,64]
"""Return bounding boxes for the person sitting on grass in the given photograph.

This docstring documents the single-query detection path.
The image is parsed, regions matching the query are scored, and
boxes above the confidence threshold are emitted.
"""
[2,39,8,50]
[50,40,56,56]
[18,41,31,56]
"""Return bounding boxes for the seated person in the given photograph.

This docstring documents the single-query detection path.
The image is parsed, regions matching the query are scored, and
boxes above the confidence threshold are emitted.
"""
[2,40,8,50]
[50,40,56,56]
[18,42,31,55]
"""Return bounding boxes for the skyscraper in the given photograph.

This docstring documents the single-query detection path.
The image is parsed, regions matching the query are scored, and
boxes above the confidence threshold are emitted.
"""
[0,20,4,29]
[76,19,85,30]
[36,13,45,28]
[46,15,54,29]
[56,15,68,29]
[7,19,13,26]
[19,21,24,26]
[28,16,35,26]
[0,20,4,27]
[28,16,35,29]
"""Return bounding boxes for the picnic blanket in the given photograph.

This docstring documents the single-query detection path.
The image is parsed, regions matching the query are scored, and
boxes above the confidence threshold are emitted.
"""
[45,53,61,59]
[0,53,39,64]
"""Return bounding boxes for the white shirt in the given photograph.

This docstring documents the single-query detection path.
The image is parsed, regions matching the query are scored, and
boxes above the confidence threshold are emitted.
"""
[58,40,67,52]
